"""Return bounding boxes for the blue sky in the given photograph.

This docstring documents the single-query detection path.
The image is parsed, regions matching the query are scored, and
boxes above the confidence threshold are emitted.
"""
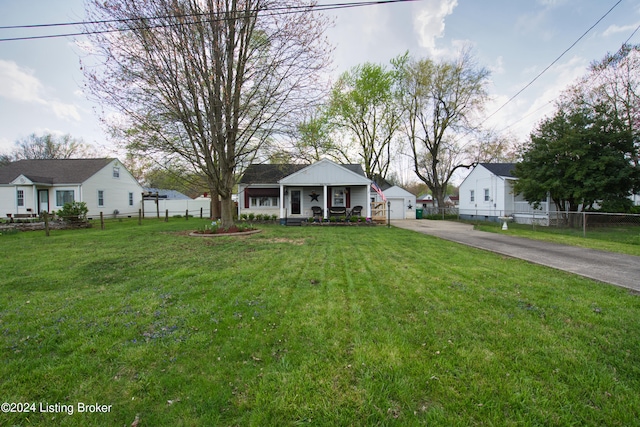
[1,0,640,159]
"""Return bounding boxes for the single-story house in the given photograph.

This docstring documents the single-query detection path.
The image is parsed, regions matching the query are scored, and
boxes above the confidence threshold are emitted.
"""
[239,159,378,220]
[458,162,554,224]
[445,195,459,206]
[416,194,434,208]
[0,158,143,219]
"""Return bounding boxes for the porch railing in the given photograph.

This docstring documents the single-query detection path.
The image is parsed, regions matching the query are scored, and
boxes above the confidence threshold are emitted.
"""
[371,202,386,222]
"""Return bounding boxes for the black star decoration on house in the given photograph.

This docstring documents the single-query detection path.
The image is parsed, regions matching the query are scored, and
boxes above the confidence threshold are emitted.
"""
[309,192,319,201]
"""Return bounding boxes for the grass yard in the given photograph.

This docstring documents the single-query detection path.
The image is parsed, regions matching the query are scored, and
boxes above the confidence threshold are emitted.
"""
[1,219,639,426]
[472,221,640,257]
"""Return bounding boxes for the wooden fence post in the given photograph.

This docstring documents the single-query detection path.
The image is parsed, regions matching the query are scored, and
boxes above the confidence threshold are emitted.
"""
[200,207,203,219]
[138,209,142,225]
[186,209,189,220]
[165,209,169,222]
[100,212,104,230]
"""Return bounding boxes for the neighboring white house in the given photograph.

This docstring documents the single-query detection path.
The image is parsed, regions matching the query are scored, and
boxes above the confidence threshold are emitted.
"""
[0,158,143,219]
[458,163,555,224]
[416,194,434,209]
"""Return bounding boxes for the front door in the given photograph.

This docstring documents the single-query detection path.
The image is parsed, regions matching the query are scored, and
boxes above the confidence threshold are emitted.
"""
[290,190,301,215]
[38,190,49,213]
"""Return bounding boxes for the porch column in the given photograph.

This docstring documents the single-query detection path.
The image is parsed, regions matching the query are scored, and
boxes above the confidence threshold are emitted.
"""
[279,184,285,219]
[323,184,328,219]
[32,185,37,213]
[366,184,371,218]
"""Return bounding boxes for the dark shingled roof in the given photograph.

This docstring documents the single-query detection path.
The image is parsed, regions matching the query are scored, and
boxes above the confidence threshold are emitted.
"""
[240,163,366,184]
[479,163,517,178]
[0,158,113,184]
[240,164,308,184]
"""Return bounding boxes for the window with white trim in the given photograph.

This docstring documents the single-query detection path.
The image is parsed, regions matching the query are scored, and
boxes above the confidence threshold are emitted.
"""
[250,197,279,207]
[484,188,490,202]
[470,190,474,202]
[17,190,24,207]
[113,167,120,178]
[56,190,74,206]
[98,190,105,207]
[128,192,134,206]
[333,188,345,206]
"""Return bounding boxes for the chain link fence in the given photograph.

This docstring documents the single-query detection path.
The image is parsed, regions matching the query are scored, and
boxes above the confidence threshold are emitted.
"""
[454,208,640,238]
[418,207,640,239]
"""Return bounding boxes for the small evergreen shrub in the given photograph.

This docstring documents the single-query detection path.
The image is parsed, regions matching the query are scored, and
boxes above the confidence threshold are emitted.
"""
[56,202,88,222]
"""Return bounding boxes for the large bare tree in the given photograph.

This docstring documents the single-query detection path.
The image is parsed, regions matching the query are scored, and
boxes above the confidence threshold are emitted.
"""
[9,133,96,160]
[83,0,331,228]
[398,51,491,208]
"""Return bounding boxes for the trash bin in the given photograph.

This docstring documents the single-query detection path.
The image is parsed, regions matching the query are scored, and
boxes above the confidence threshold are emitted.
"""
[416,208,423,219]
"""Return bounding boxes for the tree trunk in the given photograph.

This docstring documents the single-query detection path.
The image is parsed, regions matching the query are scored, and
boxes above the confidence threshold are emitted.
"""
[433,186,446,211]
[210,196,221,220]
[220,197,236,229]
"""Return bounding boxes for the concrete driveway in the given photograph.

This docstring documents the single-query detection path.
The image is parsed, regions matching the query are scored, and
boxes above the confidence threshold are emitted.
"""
[393,219,640,292]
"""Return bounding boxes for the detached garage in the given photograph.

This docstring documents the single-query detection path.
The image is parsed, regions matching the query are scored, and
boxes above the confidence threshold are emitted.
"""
[383,185,417,220]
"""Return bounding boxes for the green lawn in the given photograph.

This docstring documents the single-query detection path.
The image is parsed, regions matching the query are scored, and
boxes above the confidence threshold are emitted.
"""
[471,220,640,256]
[1,219,639,426]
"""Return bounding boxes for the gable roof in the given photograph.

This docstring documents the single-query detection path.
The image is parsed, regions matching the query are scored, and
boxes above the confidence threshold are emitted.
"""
[239,164,307,184]
[479,162,516,178]
[0,158,113,185]
[279,159,369,185]
[240,160,367,185]
[372,174,393,191]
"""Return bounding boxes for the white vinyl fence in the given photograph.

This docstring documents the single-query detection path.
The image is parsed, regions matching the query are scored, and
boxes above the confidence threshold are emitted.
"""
[142,198,212,218]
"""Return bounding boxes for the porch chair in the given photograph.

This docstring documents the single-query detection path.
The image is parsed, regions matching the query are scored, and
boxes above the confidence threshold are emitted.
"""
[311,206,323,219]
[349,205,363,218]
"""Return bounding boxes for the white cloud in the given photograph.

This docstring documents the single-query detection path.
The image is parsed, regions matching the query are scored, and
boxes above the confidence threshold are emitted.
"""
[602,23,640,37]
[487,55,588,141]
[490,56,505,75]
[0,59,81,122]
[536,0,567,7]
[413,0,458,55]
[0,60,44,103]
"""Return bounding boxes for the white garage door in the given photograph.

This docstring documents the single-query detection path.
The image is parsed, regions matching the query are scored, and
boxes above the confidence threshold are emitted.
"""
[389,198,405,220]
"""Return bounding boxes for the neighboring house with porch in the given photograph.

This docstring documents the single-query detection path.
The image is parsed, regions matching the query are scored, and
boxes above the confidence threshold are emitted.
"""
[0,158,143,219]
[238,159,375,221]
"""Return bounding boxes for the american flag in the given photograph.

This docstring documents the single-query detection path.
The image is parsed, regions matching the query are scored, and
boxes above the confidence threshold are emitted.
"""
[371,182,387,202]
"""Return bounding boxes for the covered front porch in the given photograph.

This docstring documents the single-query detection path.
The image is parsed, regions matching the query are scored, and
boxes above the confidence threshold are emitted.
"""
[277,159,373,221]
[278,185,372,220]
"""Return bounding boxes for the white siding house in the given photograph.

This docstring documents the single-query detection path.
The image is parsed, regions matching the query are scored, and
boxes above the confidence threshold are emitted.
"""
[459,163,554,224]
[238,159,372,221]
[0,158,143,219]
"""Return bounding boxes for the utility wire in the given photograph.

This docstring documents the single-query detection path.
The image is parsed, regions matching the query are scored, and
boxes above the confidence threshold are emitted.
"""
[498,19,640,136]
[479,0,622,128]
[0,0,420,42]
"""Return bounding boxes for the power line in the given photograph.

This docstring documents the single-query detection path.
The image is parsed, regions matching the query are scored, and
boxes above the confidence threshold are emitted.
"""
[0,0,421,42]
[497,20,640,136]
[479,0,623,128]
